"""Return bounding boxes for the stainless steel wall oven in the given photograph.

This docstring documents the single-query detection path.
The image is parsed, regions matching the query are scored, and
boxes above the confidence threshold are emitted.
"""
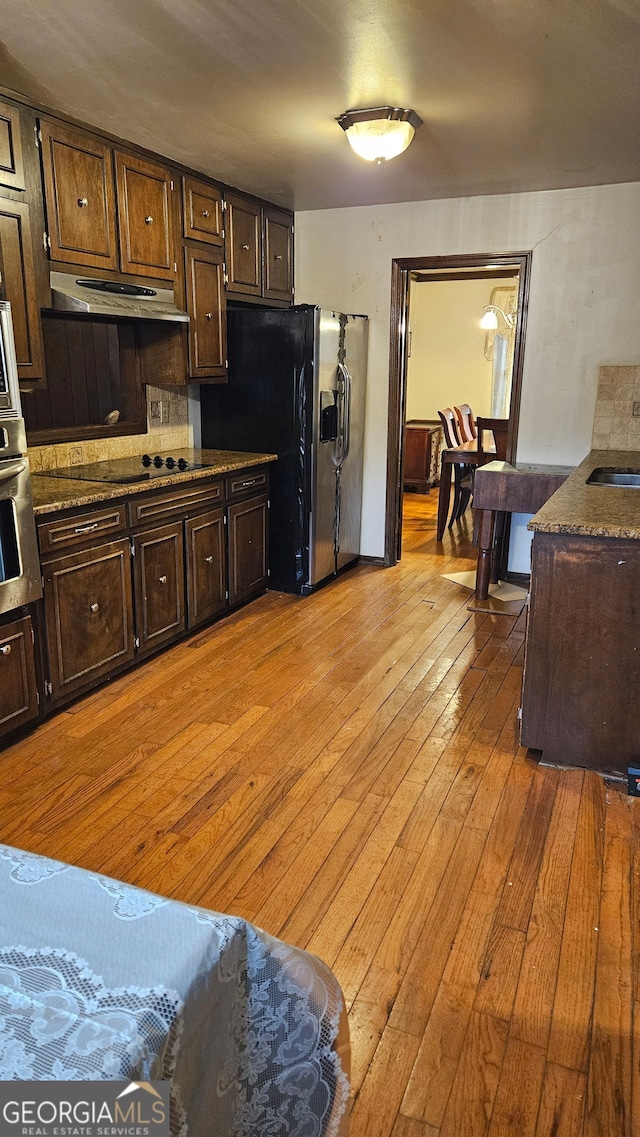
[0,302,41,614]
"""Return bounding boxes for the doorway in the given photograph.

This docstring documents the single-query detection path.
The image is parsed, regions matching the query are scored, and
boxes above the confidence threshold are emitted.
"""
[385,252,531,565]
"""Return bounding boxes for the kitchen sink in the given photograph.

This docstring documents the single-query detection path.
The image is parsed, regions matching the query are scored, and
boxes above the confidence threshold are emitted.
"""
[586,466,640,487]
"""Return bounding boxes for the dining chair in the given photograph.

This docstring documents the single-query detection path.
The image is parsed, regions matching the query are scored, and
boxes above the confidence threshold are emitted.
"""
[437,408,473,527]
[455,404,477,443]
[476,416,509,462]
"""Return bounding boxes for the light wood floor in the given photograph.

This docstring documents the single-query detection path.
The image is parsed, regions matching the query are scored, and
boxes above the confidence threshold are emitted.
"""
[2,492,638,1136]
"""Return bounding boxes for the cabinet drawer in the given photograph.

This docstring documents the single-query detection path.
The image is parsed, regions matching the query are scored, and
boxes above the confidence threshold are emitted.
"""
[38,504,127,557]
[128,480,223,527]
[0,615,39,738]
[225,468,269,502]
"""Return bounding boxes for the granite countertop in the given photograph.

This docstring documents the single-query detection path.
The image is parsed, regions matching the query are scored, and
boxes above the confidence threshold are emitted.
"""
[528,449,640,538]
[30,449,277,515]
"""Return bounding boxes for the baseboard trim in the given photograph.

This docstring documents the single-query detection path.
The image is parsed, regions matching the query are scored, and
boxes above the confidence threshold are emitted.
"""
[359,555,387,567]
[504,570,530,588]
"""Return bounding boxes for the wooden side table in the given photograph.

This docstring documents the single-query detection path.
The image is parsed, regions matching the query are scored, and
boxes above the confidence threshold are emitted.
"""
[403,421,443,493]
[473,461,573,599]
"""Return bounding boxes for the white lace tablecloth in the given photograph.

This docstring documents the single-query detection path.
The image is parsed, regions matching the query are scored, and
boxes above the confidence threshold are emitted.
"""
[0,844,349,1136]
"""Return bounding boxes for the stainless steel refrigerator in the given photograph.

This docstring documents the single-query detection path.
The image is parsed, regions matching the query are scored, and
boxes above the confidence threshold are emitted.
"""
[200,305,368,594]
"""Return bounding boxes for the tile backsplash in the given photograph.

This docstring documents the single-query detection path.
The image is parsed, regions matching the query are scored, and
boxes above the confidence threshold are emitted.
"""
[592,365,640,450]
[28,385,192,471]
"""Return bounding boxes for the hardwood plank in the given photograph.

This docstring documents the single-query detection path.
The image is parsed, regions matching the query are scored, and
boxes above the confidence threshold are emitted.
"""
[439,1011,509,1137]
[584,791,634,1137]
[547,773,607,1072]
[350,1026,421,1137]
[487,1036,546,1137]
[535,1063,586,1137]
[510,769,584,1047]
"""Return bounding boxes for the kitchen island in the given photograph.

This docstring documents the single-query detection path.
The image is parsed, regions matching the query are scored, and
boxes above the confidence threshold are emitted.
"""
[521,449,640,777]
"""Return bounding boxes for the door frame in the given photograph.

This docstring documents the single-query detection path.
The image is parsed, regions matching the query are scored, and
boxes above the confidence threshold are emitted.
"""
[385,250,532,565]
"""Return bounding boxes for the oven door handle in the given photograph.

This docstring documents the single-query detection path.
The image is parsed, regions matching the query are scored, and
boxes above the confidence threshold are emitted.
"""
[0,460,26,482]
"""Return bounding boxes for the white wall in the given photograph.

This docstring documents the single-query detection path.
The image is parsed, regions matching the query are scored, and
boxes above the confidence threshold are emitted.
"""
[295,182,640,557]
[407,277,502,422]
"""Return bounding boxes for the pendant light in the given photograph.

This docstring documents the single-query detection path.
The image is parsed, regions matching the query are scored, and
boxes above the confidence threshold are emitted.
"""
[336,107,423,165]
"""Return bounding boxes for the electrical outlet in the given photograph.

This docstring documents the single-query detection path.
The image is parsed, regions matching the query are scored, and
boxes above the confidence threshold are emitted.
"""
[632,401,640,418]
[69,445,83,465]
[150,400,161,420]
[161,401,170,424]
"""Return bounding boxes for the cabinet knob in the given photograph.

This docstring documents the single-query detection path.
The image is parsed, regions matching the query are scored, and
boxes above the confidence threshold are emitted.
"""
[89,602,99,613]
[242,243,250,250]
[205,312,213,320]
[77,197,89,207]
[205,555,214,563]
[145,215,154,224]
[202,209,210,218]
[0,643,11,656]
[159,575,167,584]
[274,254,283,261]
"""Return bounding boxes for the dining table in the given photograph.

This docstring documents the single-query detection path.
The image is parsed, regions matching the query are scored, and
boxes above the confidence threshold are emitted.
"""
[0,842,349,1137]
[436,431,496,541]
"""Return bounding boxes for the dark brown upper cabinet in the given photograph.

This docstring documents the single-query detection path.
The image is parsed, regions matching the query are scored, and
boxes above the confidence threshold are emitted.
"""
[0,198,46,388]
[262,206,293,301]
[225,191,261,295]
[0,100,25,191]
[115,151,175,279]
[39,121,118,270]
[182,176,223,246]
[184,244,227,382]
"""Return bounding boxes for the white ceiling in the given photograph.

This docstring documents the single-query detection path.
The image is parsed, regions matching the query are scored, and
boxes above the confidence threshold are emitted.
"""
[1,0,639,211]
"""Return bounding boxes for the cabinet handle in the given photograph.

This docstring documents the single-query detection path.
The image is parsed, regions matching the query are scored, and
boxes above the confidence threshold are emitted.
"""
[202,209,210,218]
[240,478,259,487]
[89,602,99,613]
[77,197,88,207]
[145,216,154,224]
[241,243,250,250]
[74,522,99,534]
[159,575,167,584]
[274,254,283,261]
[205,555,214,563]
[0,643,11,656]
[205,312,213,320]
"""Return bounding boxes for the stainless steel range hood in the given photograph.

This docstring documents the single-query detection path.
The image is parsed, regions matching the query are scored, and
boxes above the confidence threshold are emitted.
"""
[50,272,189,322]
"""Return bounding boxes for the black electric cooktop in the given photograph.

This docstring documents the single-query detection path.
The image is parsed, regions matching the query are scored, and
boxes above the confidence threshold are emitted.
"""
[44,455,212,485]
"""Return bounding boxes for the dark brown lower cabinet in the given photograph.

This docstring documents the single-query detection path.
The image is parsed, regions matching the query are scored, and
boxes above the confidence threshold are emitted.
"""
[43,538,134,700]
[133,521,185,654]
[186,507,227,627]
[0,614,39,738]
[521,531,640,775]
[228,494,269,605]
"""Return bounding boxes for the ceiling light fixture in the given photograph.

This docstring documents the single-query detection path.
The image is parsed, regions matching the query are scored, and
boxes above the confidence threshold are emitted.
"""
[336,106,423,164]
[480,304,517,331]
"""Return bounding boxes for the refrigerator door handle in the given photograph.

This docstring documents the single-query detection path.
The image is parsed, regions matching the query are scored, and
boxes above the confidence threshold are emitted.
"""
[333,363,351,468]
[341,364,352,464]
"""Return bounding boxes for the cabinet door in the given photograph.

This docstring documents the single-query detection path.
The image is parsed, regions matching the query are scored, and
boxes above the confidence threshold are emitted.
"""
[132,521,185,654]
[0,100,25,190]
[44,538,134,701]
[262,206,293,301]
[184,244,227,381]
[225,192,261,295]
[39,120,118,269]
[0,198,46,388]
[186,507,227,628]
[115,152,174,279]
[182,177,223,245]
[0,615,39,738]
[227,494,269,606]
